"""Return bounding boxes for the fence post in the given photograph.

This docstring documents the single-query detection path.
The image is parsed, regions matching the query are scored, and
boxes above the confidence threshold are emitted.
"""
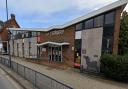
[34,71,36,87]
[17,63,18,73]
[24,66,25,78]
[51,78,52,89]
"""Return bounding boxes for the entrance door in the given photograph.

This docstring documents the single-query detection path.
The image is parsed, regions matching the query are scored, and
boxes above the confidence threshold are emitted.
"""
[48,46,62,62]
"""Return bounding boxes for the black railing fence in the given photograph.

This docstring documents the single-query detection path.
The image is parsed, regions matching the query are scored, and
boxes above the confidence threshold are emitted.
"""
[0,57,73,89]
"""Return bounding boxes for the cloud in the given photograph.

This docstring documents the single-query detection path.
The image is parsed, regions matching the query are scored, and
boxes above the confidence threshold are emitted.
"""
[7,0,118,15]
[124,4,128,12]
[0,0,122,28]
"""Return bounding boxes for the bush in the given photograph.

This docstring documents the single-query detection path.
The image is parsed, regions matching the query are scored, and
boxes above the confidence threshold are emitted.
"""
[100,54,128,82]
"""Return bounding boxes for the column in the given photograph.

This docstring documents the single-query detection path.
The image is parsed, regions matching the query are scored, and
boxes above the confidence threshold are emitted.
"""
[61,46,62,62]
[50,46,52,61]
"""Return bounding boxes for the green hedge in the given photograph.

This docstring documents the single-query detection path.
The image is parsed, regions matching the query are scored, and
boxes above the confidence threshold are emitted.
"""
[100,54,128,82]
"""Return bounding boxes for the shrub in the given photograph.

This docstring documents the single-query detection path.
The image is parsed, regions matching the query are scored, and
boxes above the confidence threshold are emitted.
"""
[100,54,128,82]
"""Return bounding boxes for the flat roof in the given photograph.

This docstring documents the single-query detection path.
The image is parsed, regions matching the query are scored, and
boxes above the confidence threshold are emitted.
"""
[9,0,128,32]
[37,42,70,46]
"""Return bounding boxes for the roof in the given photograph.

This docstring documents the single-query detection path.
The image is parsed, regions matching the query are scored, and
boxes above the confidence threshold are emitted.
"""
[37,41,70,46]
[9,28,47,32]
[9,0,128,32]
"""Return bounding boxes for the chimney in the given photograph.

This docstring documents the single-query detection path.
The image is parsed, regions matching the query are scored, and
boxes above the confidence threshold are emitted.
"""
[11,14,15,19]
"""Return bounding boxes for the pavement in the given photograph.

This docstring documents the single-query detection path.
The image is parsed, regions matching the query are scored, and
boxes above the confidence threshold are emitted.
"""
[0,66,23,89]
[0,62,36,89]
[1,55,128,89]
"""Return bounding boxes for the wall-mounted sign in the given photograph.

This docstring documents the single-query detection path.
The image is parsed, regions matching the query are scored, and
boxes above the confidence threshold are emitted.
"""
[82,49,86,54]
[47,30,64,36]
[75,31,82,39]
[22,39,24,43]
[42,48,46,52]
[72,47,74,51]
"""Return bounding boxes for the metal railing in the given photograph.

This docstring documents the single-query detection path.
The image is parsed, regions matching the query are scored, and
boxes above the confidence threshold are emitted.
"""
[0,57,73,89]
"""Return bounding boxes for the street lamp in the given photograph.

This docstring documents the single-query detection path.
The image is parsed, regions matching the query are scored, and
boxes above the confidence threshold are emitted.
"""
[6,0,11,68]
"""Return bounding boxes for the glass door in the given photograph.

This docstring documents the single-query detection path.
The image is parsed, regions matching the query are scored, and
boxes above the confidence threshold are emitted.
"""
[49,46,62,62]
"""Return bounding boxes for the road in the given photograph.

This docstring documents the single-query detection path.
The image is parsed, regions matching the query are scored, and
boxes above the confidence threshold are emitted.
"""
[0,68,23,89]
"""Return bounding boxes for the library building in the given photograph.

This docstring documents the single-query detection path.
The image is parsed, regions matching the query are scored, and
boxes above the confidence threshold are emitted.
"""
[9,0,128,72]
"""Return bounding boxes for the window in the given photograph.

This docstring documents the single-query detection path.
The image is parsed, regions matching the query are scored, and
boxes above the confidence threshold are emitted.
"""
[76,23,83,31]
[25,32,29,38]
[105,11,115,25]
[22,34,24,38]
[85,19,93,29]
[37,32,40,36]
[74,39,82,65]
[32,32,37,37]
[102,37,113,53]
[28,32,32,37]
[103,25,114,37]
[94,15,104,27]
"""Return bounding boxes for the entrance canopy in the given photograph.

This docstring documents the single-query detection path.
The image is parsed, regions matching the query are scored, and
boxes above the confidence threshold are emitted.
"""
[37,41,70,46]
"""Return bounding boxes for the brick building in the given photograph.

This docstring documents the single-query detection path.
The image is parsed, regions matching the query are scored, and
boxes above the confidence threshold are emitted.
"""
[0,14,20,53]
[9,0,128,71]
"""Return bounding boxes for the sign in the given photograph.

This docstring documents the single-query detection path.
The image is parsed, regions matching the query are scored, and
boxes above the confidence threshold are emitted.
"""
[22,39,24,43]
[42,48,46,52]
[47,30,64,36]
[72,47,74,51]
[75,31,82,39]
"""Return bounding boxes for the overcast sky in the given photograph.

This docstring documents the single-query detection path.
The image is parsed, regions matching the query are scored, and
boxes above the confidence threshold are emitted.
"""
[0,0,128,28]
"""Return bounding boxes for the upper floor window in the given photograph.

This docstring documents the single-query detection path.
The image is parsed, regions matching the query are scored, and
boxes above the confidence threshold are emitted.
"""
[85,19,93,29]
[37,32,41,36]
[32,32,37,37]
[94,15,104,27]
[76,23,83,31]
[105,11,115,25]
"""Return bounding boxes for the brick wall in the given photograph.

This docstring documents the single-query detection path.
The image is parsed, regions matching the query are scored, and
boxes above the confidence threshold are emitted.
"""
[40,26,75,66]
[113,6,125,54]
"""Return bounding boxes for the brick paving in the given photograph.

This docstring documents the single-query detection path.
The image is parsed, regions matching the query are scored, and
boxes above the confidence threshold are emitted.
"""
[1,56,128,89]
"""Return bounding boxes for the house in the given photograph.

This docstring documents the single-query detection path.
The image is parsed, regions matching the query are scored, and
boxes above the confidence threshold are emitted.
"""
[0,14,20,53]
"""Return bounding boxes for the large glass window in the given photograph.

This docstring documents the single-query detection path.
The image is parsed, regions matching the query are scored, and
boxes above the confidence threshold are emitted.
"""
[76,23,83,31]
[85,19,93,29]
[74,39,82,66]
[102,25,114,53]
[103,26,114,37]
[102,37,113,53]
[94,15,104,27]
[105,11,115,25]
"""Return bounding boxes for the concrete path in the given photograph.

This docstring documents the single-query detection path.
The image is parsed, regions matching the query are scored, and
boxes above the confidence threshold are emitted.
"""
[0,67,23,89]
[2,56,128,89]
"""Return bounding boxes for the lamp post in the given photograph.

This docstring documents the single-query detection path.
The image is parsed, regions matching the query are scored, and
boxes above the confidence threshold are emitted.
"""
[6,0,11,68]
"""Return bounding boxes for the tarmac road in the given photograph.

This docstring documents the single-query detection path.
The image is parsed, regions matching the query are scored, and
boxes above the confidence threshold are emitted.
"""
[0,68,22,89]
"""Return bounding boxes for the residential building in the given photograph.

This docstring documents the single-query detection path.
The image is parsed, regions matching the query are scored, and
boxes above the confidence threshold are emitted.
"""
[0,14,20,53]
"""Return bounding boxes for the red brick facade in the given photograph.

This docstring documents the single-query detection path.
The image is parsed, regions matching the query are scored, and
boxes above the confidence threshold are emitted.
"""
[40,26,75,66]
[0,14,20,51]
[113,6,125,54]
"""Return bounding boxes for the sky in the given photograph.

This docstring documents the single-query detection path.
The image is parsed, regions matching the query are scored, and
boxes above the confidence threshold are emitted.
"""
[0,0,128,28]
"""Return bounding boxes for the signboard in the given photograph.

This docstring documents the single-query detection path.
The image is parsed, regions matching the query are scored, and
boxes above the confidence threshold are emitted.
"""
[42,48,46,52]
[75,31,82,39]
[47,30,64,36]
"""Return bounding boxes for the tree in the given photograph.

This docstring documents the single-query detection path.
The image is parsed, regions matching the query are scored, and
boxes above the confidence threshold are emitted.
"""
[119,11,128,54]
